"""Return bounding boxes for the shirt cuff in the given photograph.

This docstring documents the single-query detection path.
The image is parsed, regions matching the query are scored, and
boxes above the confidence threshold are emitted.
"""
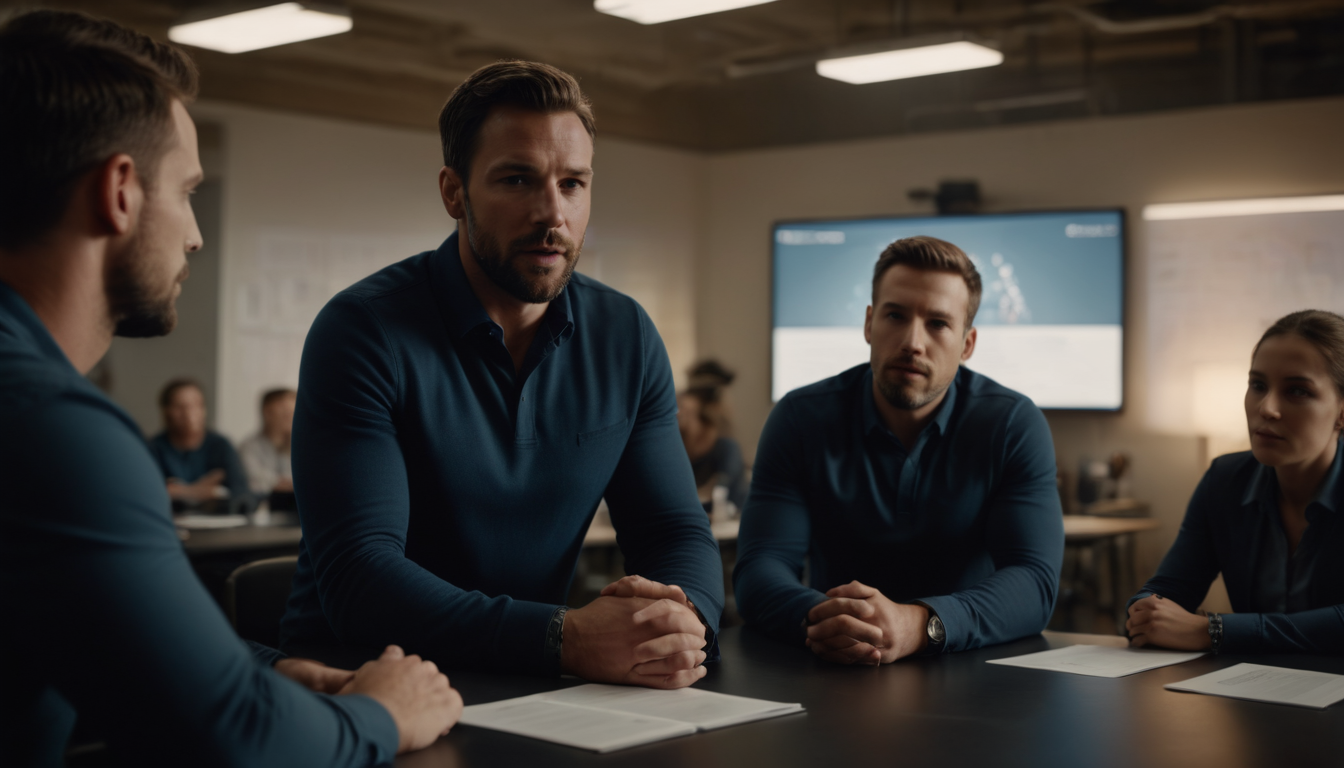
[246,639,287,667]
[495,599,566,676]
[913,595,967,653]
[1219,612,1260,654]
[793,589,832,642]
[332,692,401,765]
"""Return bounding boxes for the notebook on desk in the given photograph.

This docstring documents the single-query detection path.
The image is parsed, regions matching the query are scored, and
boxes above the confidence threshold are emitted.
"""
[458,684,804,752]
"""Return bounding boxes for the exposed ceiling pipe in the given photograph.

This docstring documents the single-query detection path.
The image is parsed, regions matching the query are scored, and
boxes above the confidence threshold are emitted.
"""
[1034,0,1344,35]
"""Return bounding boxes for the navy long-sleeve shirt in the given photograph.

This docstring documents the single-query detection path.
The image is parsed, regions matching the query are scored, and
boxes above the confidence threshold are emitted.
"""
[0,282,398,767]
[734,364,1064,652]
[1131,444,1344,654]
[147,429,250,500]
[279,232,723,675]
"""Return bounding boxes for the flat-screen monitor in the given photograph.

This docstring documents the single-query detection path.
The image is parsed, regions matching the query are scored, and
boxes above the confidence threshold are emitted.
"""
[772,209,1125,410]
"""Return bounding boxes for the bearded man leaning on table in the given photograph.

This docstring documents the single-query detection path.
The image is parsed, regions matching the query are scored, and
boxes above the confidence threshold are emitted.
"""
[734,236,1065,663]
[279,61,723,688]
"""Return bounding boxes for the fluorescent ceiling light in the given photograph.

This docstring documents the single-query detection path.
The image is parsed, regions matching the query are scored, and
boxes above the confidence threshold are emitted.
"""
[595,0,777,25]
[1144,194,1344,221]
[817,41,1003,84]
[169,3,352,54]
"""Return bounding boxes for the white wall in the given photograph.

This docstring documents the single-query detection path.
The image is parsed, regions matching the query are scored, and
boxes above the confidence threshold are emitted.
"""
[192,101,704,442]
[696,96,1344,587]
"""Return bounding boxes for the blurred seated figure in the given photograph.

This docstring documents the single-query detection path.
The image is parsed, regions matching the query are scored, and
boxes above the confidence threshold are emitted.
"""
[677,372,748,514]
[1127,310,1344,655]
[239,387,297,511]
[147,377,248,510]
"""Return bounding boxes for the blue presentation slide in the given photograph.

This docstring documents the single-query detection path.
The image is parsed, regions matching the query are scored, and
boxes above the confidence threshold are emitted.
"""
[772,211,1124,409]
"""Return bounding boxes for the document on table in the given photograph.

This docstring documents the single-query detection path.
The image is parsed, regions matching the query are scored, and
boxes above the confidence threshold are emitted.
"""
[987,644,1205,678]
[1166,664,1344,709]
[458,684,805,752]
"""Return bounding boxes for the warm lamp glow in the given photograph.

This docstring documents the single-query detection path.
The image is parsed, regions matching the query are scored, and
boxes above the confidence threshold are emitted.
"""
[1192,364,1249,438]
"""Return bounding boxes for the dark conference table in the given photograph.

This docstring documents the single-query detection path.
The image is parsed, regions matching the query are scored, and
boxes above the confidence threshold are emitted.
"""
[394,626,1343,768]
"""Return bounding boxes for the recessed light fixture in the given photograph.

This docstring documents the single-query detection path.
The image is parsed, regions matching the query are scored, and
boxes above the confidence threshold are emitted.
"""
[816,40,1003,84]
[595,0,777,25]
[1143,194,1344,220]
[169,2,352,54]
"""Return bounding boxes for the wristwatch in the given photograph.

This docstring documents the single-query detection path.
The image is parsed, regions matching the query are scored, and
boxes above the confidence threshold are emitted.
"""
[925,610,946,653]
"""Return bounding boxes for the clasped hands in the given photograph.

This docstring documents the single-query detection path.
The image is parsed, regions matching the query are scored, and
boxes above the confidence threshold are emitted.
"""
[1125,594,1211,651]
[805,581,929,665]
[560,575,709,689]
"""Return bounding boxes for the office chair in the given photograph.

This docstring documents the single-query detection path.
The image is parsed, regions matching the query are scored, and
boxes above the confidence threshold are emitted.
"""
[224,555,299,649]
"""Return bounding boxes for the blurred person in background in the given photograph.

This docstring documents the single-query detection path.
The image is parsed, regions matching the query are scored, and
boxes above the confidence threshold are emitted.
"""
[147,376,249,509]
[0,11,461,766]
[1127,309,1344,654]
[239,387,298,510]
[677,360,748,513]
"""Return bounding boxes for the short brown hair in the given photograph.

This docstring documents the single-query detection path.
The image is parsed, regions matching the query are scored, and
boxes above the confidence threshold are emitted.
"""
[0,10,199,250]
[260,387,297,411]
[873,236,983,330]
[1254,310,1344,398]
[438,60,595,183]
[158,377,203,410]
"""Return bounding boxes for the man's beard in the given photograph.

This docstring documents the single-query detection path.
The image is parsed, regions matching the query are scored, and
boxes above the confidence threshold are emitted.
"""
[464,197,580,304]
[106,232,185,338]
[875,356,953,411]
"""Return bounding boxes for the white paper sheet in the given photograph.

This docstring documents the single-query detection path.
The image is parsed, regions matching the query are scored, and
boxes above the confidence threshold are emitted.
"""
[1165,663,1344,709]
[458,684,804,752]
[987,644,1205,678]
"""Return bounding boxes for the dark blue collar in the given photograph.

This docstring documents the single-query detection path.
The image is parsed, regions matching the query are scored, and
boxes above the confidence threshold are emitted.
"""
[1242,437,1343,516]
[0,280,72,370]
[431,230,575,344]
[861,365,958,444]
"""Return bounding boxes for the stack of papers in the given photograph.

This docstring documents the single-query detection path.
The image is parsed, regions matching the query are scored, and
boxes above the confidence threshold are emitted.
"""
[1166,663,1344,709]
[458,684,804,752]
[987,644,1205,678]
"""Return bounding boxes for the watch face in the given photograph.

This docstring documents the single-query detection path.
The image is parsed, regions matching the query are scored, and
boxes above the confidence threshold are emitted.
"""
[928,615,946,644]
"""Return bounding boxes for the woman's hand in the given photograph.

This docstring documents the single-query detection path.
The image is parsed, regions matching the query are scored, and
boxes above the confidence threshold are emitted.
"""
[1125,595,1212,651]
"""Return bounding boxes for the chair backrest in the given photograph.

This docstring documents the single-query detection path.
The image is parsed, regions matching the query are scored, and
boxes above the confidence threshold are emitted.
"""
[224,555,299,649]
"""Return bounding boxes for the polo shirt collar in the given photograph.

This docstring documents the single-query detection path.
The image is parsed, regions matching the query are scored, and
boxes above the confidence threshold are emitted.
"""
[1242,437,1343,516]
[432,230,576,344]
[860,365,959,442]
[0,280,71,370]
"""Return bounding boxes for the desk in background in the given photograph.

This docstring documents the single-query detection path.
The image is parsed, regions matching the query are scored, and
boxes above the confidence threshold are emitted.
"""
[1061,515,1161,634]
[394,626,1344,768]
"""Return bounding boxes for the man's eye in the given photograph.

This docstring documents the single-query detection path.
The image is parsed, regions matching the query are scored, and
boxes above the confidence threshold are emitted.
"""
[503,176,527,185]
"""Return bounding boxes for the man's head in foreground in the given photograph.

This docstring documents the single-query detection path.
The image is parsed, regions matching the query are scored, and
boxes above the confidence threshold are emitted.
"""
[865,236,982,414]
[0,10,203,349]
[436,60,596,305]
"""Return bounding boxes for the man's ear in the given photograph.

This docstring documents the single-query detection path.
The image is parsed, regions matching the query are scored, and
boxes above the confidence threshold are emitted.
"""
[863,305,874,345]
[95,153,141,237]
[439,166,466,220]
[961,326,977,363]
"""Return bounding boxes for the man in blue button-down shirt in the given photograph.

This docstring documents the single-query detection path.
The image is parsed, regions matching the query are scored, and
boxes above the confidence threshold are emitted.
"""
[735,236,1064,664]
[280,61,722,688]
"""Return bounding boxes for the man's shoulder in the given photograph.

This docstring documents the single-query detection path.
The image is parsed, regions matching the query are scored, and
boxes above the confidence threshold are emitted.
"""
[565,270,646,321]
[774,364,867,422]
[333,251,434,308]
[952,367,1041,425]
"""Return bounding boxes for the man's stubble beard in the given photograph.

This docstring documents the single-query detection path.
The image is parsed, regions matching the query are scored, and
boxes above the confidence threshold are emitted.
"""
[464,195,581,305]
[106,225,185,338]
[875,359,955,412]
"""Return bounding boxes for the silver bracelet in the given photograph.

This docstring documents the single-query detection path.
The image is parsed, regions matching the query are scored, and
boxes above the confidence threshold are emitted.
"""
[1207,612,1224,654]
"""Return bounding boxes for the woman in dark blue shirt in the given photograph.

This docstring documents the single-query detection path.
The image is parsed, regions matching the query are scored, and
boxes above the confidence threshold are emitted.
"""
[1127,310,1344,654]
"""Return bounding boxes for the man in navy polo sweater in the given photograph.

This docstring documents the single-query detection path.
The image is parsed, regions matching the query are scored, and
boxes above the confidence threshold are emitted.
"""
[735,236,1064,664]
[280,61,722,688]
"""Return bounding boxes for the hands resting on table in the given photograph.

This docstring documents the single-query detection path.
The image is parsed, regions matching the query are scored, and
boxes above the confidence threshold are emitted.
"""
[561,575,710,689]
[805,581,930,665]
[1125,594,1212,651]
[276,646,465,755]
